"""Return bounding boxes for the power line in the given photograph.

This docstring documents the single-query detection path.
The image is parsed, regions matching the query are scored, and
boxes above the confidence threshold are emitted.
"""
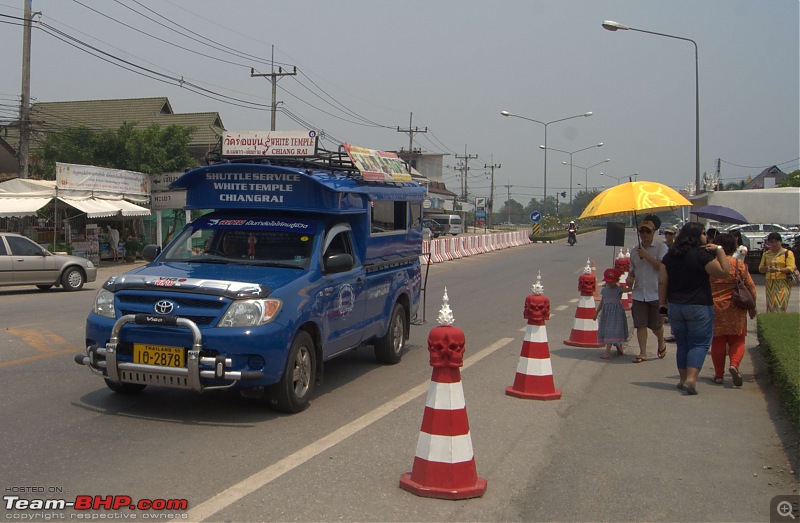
[720,157,800,169]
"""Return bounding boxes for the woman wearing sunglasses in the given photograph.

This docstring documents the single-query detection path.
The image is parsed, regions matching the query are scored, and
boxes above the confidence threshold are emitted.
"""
[658,222,730,395]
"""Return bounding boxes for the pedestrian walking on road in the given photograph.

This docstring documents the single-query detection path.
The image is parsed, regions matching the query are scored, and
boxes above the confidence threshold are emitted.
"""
[594,268,629,359]
[627,216,669,363]
[758,232,796,312]
[658,222,731,395]
[709,233,757,386]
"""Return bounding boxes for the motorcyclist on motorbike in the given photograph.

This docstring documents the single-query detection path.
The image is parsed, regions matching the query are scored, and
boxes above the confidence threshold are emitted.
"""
[567,220,578,245]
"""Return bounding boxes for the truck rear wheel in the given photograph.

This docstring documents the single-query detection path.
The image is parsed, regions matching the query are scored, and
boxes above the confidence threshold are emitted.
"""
[104,379,147,394]
[374,303,407,364]
[270,331,316,413]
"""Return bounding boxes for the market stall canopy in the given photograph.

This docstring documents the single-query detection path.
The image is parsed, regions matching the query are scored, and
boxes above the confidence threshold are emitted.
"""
[0,178,151,218]
[0,197,53,217]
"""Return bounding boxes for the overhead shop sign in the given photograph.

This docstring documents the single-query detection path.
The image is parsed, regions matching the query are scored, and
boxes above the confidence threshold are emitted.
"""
[222,130,318,157]
[56,163,150,196]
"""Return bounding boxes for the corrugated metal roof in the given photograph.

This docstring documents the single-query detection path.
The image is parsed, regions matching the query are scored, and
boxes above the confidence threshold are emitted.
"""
[3,97,224,149]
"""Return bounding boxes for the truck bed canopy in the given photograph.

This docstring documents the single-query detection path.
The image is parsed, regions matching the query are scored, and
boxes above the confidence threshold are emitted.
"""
[171,162,425,214]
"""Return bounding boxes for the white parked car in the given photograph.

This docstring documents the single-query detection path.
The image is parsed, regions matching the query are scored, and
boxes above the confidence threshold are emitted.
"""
[0,232,98,291]
[722,223,792,250]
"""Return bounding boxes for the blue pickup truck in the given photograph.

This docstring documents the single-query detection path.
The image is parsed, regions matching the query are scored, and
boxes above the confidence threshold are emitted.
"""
[76,148,425,412]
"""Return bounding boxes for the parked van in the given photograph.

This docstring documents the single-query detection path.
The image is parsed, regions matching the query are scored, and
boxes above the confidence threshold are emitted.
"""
[77,143,425,413]
[427,214,462,235]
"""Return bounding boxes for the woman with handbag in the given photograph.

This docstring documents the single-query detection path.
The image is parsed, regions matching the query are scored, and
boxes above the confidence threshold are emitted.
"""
[709,233,757,387]
[658,223,731,395]
[758,232,796,312]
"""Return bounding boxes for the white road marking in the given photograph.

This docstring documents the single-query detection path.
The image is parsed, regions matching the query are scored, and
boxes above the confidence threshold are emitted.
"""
[555,305,569,311]
[187,337,515,522]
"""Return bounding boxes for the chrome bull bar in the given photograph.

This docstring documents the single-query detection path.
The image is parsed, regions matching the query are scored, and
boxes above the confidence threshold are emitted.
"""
[75,314,263,390]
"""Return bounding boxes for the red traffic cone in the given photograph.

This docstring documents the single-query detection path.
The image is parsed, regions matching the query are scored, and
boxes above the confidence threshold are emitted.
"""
[564,262,603,348]
[507,272,562,400]
[400,289,487,500]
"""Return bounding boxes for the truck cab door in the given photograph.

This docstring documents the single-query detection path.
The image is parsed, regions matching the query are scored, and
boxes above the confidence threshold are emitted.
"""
[318,225,366,356]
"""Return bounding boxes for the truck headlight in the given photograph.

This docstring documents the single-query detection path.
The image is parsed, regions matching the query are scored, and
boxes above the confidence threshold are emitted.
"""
[218,299,282,327]
[93,289,116,318]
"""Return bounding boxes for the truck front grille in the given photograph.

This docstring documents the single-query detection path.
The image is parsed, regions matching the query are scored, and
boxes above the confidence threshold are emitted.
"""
[115,291,231,326]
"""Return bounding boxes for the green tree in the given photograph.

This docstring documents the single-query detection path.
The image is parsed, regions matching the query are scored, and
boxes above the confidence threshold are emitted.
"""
[31,122,197,178]
[778,169,800,187]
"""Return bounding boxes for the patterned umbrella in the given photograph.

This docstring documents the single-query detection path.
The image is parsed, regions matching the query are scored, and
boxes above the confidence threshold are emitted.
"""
[578,181,692,219]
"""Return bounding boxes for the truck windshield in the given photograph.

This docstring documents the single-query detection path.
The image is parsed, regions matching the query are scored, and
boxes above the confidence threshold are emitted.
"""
[160,224,314,269]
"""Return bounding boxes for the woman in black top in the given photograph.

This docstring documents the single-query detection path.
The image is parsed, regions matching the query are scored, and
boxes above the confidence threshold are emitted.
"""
[658,222,730,395]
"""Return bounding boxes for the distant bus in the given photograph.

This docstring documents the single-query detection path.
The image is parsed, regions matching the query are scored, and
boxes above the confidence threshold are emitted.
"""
[426,214,462,235]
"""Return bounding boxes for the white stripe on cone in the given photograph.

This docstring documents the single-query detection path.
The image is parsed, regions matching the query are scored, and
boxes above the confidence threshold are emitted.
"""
[414,432,475,464]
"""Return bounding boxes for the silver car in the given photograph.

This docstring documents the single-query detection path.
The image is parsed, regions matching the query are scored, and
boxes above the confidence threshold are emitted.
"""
[0,232,98,291]
[723,223,791,251]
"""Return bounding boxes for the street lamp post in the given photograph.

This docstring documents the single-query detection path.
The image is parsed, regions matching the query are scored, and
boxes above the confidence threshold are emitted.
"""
[600,172,639,185]
[501,109,592,213]
[540,142,603,208]
[602,20,700,193]
[568,159,611,192]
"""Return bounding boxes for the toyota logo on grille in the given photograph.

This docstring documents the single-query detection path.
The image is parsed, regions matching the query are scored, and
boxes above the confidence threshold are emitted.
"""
[154,300,175,315]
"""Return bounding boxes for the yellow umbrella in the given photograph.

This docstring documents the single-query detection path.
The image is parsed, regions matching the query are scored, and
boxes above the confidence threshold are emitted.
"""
[578,180,692,220]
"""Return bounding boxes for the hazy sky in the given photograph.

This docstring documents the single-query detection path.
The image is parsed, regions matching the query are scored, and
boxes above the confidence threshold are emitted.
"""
[0,0,797,206]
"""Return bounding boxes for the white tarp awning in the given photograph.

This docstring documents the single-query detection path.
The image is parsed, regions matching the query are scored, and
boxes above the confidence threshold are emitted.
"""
[115,199,151,217]
[0,197,53,217]
[58,197,123,218]
[0,178,152,219]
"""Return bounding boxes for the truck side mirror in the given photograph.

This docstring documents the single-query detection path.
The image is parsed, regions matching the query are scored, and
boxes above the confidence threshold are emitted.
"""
[142,244,162,262]
[324,253,354,274]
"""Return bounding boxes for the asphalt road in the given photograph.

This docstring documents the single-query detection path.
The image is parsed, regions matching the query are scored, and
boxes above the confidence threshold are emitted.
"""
[1,230,797,522]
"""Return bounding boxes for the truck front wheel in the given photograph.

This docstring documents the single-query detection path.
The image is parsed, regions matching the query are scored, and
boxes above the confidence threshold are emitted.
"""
[270,331,316,413]
[374,303,407,364]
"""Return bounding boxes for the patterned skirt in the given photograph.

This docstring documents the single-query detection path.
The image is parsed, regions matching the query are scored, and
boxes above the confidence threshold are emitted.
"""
[766,278,791,312]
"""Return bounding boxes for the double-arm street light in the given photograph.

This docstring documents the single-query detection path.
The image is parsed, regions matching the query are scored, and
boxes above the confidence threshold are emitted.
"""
[567,158,611,192]
[540,142,603,207]
[501,110,592,212]
[600,172,638,185]
[602,20,700,193]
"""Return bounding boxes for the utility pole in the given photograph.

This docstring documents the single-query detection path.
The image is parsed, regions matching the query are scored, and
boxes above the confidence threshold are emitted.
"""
[502,181,513,224]
[455,145,478,203]
[396,112,427,171]
[250,46,296,131]
[455,146,477,229]
[484,159,500,227]
[18,0,33,178]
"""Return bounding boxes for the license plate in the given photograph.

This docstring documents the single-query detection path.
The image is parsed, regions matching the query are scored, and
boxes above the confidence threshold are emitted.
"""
[133,344,185,367]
